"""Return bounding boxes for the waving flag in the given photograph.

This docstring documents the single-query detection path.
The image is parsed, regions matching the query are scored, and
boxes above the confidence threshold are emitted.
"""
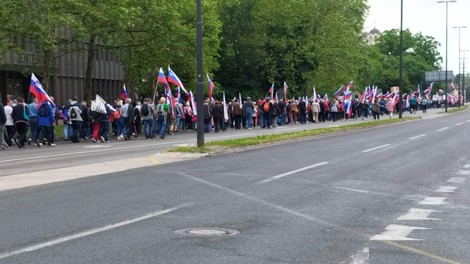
[346,100,353,117]
[283,81,288,100]
[189,91,197,116]
[239,93,242,109]
[222,92,229,122]
[120,84,128,101]
[157,68,169,88]
[423,82,434,96]
[207,74,214,100]
[167,66,188,94]
[312,86,317,102]
[268,83,274,99]
[333,85,345,98]
[29,73,56,108]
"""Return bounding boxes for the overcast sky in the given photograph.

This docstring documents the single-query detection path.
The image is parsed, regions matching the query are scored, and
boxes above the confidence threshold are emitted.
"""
[364,0,469,76]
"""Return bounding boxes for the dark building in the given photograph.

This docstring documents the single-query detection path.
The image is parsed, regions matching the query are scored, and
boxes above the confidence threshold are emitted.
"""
[1,33,124,106]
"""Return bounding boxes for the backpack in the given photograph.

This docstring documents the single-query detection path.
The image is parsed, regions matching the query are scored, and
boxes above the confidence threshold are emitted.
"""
[141,104,149,116]
[263,102,270,112]
[113,109,121,120]
[157,105,164,117]
[38,104,48,117]
[69,107,78,119]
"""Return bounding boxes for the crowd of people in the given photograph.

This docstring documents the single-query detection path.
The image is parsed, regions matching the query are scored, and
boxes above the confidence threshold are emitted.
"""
[0,93,443,151]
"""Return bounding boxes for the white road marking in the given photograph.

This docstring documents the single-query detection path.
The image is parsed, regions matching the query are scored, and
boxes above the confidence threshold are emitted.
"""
[434,186,457,193]
[447,177,466,183]
[456,170,470,175]
[436,127,449,132]
[371,224,429,241]
[259,162,329,183]
[467,120,470,122]
[335,186,370,194]
[463,164,470,169]
[456,122,464,126]
[397,208,441,221]
[0,204,191,260]
[362,144,391,153]
[418,197,448,205]
[347,247,369,264]
[0,139,193,164]
[409,134,426,140]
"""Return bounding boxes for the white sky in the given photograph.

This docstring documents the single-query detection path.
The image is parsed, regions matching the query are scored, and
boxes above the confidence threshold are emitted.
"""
[364,0,470,75]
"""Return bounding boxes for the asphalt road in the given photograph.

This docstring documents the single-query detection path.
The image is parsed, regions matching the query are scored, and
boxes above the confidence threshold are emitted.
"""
[0,109,469,263]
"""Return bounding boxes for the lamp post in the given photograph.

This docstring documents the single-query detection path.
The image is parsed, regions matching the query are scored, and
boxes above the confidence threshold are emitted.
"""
[453,26,466,107]
[398,0,403,119]
[437,0,457,112]
[462,50,469,103]
[196,0,204,147]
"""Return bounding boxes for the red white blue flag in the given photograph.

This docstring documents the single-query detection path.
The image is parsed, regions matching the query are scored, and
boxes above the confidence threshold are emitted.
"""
[157,68,169,88]
[120,84,128,101]
[29,73,56,108]
[207,74,214,100]
[167,66,188,94]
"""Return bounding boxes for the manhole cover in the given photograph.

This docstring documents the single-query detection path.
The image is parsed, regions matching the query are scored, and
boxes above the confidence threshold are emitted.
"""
[175,227,240,237]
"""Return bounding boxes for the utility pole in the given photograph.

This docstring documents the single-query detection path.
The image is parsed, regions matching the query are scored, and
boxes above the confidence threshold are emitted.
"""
[453,26,466,107]
[398,0,403,119]
[196,0,204,147]
[437,0,457,112]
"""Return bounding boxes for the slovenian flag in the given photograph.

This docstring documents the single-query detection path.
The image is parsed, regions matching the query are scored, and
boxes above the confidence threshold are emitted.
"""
[120,84,128,101]
[156,68,169,88]
[167,66,188,94]
[29,73,56,109]
[207,74,214,100]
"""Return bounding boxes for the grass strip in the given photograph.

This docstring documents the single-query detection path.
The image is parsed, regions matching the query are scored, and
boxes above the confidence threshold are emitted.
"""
[168,117,418,153]
[437,105,468,114]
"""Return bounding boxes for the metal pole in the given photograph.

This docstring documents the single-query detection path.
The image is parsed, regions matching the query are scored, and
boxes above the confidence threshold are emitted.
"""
[196,0,204,147]
[453,26,466,107]
[398,0,403,119]
[437,0,457,111]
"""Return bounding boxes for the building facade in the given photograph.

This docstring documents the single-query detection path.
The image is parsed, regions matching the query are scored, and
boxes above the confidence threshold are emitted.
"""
[1,35,124,107]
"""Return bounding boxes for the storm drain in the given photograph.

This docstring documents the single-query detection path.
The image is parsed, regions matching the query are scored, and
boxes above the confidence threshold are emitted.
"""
[175,227,240,237]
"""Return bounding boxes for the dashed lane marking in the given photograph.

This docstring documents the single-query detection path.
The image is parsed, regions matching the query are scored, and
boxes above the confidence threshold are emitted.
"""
[447,177,466,183]
[418,197,448,205]
[409,134,426,140]
[371,224,429,241]
[259,162,329,183]
[0,204,192,260]
[362,144,391,153]
[456,122,464,126]
[456,170,470,175]
[434,186,457,193]
[397,208,441,221]
[436,127,449,132]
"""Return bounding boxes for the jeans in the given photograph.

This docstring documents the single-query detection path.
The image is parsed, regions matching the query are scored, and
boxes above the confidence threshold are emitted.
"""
[0,125,5,147]
[116,117,124,136]
[71,121,82,142]
[245,109,253,128]
[143,119,153,138]
[157,116,166,138]
[28,117,39,141]
[38,126,52,145]
[100,120,109,141]
[63,123,72,140]
[277,112,285,125]
[174,116,181,131]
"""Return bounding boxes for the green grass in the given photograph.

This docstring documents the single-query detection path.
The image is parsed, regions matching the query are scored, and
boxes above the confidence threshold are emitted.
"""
[437,105,468,114]
[167,117,418,153]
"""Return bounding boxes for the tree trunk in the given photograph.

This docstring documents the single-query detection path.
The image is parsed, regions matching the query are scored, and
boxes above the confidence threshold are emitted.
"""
[84,34,97,103]
[41,49,52,92]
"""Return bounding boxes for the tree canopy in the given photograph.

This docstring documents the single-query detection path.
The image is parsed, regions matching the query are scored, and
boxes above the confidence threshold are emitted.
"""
[1,0,444,101]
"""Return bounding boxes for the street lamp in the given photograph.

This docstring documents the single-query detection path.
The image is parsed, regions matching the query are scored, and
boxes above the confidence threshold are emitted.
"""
[437,0,457,112]
[398,0,403,119]
[196,0,204,147]
[462,50,469,103]
[453,26,467,106]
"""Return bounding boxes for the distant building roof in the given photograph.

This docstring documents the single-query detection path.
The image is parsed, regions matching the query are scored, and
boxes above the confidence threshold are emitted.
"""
[369,27,381,35]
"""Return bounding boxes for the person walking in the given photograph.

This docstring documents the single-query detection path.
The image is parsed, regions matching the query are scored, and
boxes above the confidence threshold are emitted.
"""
[0,101,7,150]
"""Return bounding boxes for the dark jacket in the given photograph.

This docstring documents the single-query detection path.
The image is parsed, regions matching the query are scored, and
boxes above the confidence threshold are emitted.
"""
[213,104,223,119]
[11,103,30,124]
[0,103,6,125]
